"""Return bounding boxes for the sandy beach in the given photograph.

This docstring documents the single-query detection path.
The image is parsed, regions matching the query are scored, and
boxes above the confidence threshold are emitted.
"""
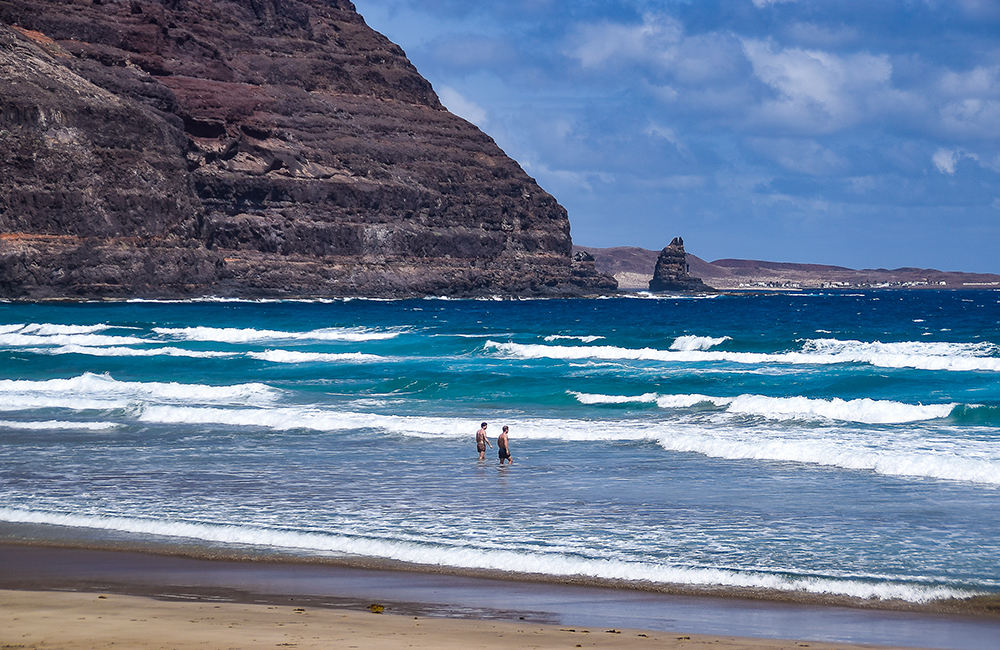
[2,541,999,650]
[1,588,924,650]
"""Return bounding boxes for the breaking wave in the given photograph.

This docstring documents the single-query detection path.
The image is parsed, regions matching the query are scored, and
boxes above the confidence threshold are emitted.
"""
[27,345,235,358]
[153,325,401,343]
[0,419,120,431]
[486,338,1000,372]
[247,350,383,364]
[0,373,279,411]
[569,392,957,424]
[0,508,975,603]
[670,335,731,351]
[544,335,605,343]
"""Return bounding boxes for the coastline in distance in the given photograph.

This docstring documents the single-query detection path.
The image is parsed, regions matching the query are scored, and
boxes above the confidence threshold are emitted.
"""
[574,245,1000,291]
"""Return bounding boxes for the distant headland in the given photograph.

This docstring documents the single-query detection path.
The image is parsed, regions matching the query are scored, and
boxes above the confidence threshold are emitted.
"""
[575,245,1000,291]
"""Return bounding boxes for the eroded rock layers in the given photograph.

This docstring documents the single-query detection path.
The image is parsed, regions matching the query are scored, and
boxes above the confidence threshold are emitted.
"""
[649,237,714,293]
[0,0,615,298]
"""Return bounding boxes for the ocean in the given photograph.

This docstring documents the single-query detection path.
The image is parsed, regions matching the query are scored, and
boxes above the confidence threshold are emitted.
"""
[1,291,999,609]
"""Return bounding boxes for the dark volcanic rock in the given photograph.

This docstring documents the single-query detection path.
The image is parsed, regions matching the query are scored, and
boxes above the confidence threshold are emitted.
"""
[0,0,615,299]
[649,237,714,292]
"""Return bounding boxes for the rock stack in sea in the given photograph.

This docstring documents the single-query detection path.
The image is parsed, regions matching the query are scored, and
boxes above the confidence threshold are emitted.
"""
[0,0,616,299]
[648,237,714,292]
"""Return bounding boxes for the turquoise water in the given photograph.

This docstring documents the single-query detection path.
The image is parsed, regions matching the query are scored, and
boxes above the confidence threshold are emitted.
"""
[1,291,998,604]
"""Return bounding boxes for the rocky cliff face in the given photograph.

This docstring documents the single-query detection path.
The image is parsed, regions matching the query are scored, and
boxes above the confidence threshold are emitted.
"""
[0,0,615,299]
[648,237,714,292]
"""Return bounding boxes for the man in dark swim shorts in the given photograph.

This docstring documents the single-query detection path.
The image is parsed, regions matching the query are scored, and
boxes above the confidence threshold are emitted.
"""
[476,422,492,460]
[497,425,512,465]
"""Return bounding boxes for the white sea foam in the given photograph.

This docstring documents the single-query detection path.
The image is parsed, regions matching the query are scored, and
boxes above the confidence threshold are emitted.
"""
[0,330,147,347]
[544,335,605,343]
[569,392,956,424]
[654,394,720,408]
[137,405,468,437]
[153,326,400,343]
[723,394,956,424]
[486,340,717,362]
[571,392,715,408]
[431,333,516,339]
[670,335,731,351]
[570,391,660,405]
[248,350,383,363]
[0,420,119,430]
[29,345,235,358]
[0,373,279,411]
[0,508,973,603]
[801,338,1000,371]
[622,292,720,301]
[486,338,1000,372]
[650,425,1000,485]
[127,297,343,304]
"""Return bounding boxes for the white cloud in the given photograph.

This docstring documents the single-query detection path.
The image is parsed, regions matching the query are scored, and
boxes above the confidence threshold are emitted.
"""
[638,175,706,190]
[752,0,798,7]
[567,14,744,87]
[645,123,687,153]
[955,0,1000,18]
[783,21,859,48]
[567,13,684,69]
[933,148,979,174]
[438,85,488,127]
[932,148,958,174]
[938,65,1000,97]
[930,64,1000,138]
[742,39,893,133]
[647,83,679,102]
[521,159,610,192]
[938,99,1000,139]
[846,175,878,194]
[748,137,849,176]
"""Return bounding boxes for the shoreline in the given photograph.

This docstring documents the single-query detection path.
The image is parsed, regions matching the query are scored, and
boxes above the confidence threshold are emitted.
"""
[3,286,999,305]
[3,522,999,619]
[2,541,999,650]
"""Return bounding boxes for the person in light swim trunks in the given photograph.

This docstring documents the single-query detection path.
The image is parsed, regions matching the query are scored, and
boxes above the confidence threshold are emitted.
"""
[497,425,512,465]
[476,422,492,460]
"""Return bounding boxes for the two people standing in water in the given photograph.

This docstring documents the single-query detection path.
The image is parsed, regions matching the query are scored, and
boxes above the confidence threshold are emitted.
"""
[476,422,512,465]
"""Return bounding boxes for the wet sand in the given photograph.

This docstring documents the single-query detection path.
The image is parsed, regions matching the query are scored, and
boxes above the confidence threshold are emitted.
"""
[1,542,998,650]
[1,588,927,650]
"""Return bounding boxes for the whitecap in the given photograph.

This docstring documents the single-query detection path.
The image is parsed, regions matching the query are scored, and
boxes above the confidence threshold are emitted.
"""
[0,373,279,411]
[545,335,606,343]
[670,335,731,351]
[722,394,956,424]
[153,325,401,343]
[0,420,120,431]
[0,331,147,347]
[248,350,383,363]
[570,391,954,424]
[29,345,235,358]
[486,339,1000,372]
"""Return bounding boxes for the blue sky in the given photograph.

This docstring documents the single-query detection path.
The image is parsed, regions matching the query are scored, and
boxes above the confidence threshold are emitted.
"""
[351,0,1000,272]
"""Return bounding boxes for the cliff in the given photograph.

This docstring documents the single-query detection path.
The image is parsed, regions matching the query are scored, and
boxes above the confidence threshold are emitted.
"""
[0,0,615,299]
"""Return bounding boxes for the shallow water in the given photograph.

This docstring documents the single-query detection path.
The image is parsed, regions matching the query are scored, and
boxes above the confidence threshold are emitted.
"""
[1,291,998,604]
